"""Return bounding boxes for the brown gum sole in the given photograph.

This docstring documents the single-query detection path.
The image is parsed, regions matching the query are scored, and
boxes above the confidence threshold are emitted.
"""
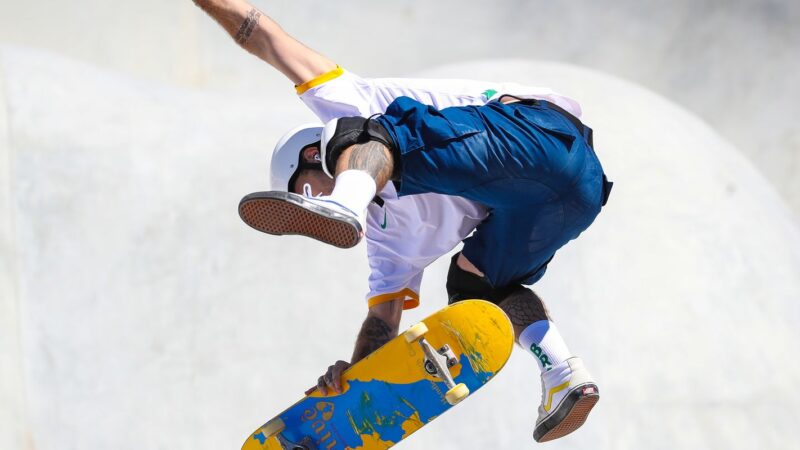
[537,394,599,443]
[239,198,360,249]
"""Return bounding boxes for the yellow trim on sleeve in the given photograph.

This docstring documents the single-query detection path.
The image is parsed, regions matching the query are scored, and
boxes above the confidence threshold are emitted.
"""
[367,288,420,310]
[295,65,345,95]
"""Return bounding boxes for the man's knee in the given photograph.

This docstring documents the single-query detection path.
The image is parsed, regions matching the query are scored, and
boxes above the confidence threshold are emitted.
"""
[497,285,549,327]
[446,252,549,326]
[446,252,516,305]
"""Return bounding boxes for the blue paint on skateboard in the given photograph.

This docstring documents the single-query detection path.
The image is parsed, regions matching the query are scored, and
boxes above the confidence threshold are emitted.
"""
[263,353,493,449]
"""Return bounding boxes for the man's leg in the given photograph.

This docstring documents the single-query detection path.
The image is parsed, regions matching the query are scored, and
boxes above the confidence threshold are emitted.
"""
[238,141,393,248]
[447,249,600,443]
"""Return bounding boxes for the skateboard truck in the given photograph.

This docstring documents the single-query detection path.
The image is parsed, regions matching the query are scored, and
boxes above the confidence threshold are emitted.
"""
[404,322,470,405]
[422,344,458,376]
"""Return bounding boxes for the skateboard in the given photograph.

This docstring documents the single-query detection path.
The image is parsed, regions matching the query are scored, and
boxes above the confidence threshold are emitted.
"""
[242,300,514,450]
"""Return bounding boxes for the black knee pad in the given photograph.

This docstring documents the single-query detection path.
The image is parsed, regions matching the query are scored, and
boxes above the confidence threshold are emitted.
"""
[446,253,518,305]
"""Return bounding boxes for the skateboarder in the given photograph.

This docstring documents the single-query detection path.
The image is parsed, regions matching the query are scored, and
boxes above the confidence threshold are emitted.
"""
[195,0,611,442]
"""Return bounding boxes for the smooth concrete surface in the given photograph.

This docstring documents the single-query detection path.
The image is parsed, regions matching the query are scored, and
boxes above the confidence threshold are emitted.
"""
[1,46,799,449]
[0,1,797,216]
[1,53,34,450]
[1,1,799,449]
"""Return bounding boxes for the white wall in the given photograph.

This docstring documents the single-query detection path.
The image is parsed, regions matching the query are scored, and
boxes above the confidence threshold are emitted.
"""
[0,0,797,216]
[0,55,34,450]
[1,47,799,449]
[1,1,799,448]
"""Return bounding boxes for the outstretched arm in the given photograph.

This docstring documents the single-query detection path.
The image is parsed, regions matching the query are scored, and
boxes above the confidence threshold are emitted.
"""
[193,0,337,85]
[312,298,404,395]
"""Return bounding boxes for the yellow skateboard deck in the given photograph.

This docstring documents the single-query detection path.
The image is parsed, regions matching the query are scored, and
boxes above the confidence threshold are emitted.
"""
[242,299,514,450]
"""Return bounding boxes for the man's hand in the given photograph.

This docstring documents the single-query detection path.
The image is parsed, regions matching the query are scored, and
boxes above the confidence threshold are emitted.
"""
[305,298,405,397]
[307,360,351,396]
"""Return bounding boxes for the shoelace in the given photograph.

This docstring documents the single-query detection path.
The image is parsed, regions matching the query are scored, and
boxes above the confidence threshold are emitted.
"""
[302,183,323,198]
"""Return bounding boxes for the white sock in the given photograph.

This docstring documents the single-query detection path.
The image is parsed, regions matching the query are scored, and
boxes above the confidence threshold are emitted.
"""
[326,170,376,218]
[518,320,573,373]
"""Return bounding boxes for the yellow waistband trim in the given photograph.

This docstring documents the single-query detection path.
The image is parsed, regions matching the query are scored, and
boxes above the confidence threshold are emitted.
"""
[295,65,345,95]
[367,288,420,310]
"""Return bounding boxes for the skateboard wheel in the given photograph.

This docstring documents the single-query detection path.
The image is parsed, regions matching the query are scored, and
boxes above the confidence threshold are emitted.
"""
[445,383,469,405]
[260,417,285,438]
[404,322,429,343]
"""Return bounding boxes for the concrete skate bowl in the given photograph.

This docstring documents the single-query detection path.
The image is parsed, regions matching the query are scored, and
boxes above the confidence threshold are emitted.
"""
[1,0,797,216]
[1,49,800,450]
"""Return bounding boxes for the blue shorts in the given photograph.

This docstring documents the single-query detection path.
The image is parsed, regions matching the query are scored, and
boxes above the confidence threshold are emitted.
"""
[383,99,609,288]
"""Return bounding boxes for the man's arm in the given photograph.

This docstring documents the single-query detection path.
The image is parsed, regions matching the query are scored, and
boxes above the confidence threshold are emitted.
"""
[313,298,404,395]
[192,0,337,85]
[350,298,404,362]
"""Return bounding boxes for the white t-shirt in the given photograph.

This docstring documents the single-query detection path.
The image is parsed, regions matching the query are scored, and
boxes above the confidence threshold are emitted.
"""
[296,67,582,309]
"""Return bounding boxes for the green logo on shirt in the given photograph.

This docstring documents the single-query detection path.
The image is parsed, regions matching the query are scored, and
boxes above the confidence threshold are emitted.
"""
[380,210,388,229]
[482,88,498,100]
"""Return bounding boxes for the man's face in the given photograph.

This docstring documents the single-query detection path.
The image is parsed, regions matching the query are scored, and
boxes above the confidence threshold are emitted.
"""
[291,145,334,196]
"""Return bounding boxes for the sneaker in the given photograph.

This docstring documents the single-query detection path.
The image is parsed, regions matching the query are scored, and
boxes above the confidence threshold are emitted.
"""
[238,191,363,248]
[533,357,599,443]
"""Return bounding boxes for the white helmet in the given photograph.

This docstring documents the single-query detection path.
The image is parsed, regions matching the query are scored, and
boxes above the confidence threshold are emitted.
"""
[269,124,323,191]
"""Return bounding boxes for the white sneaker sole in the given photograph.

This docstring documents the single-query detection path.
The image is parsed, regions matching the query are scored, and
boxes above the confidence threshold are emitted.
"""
[239,191,363,249]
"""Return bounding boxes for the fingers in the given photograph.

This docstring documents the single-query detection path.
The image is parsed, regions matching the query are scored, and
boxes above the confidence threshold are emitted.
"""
[312,360,351,396]
[315,374,327,396]
[330,360,349,393]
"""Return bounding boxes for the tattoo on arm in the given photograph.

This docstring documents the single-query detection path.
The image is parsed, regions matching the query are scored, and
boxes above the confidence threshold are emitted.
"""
[235,8,262,45]
[346,141,393,181]
[352,316,395,362]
